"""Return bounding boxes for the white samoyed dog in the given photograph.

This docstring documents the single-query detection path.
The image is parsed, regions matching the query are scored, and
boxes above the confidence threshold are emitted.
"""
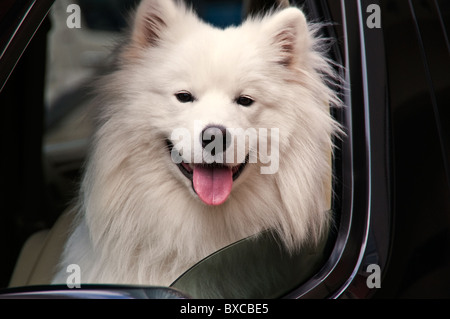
[53,0,341,286]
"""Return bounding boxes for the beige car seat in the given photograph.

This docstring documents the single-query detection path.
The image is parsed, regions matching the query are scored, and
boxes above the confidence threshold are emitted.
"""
[8,212,72,287]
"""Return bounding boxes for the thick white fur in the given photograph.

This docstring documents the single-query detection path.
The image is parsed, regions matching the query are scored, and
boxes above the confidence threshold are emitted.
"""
[53,0,341,286]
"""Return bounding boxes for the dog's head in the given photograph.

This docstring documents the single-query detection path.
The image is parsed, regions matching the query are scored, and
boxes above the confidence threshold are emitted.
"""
[84,0,342,251]
[98,0,339,217]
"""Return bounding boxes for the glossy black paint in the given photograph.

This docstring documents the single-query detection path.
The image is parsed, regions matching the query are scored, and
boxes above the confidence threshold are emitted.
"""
[376,0,450,298]
[0,0,55,92]
[285,0,390,298]
[0,285,188,299]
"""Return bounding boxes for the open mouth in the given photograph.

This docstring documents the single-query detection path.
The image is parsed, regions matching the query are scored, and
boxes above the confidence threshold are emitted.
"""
[166,140,248,206]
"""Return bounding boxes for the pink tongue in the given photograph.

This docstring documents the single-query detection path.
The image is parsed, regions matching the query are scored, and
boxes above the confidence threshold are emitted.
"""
[193,166,233,206]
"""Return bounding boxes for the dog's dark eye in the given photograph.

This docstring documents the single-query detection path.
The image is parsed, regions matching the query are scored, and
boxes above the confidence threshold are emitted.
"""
[236,95,254,107]
[175,91,195,103]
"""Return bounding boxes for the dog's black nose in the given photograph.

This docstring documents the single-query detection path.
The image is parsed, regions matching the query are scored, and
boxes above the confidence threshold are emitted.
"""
[201,125,230,155]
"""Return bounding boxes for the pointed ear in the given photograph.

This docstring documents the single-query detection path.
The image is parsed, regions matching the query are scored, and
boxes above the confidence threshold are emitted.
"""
[263,8,309,67]
[130,0,180,48]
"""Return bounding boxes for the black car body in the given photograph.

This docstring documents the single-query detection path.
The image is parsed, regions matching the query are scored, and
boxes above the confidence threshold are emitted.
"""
[0,0,449,299]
